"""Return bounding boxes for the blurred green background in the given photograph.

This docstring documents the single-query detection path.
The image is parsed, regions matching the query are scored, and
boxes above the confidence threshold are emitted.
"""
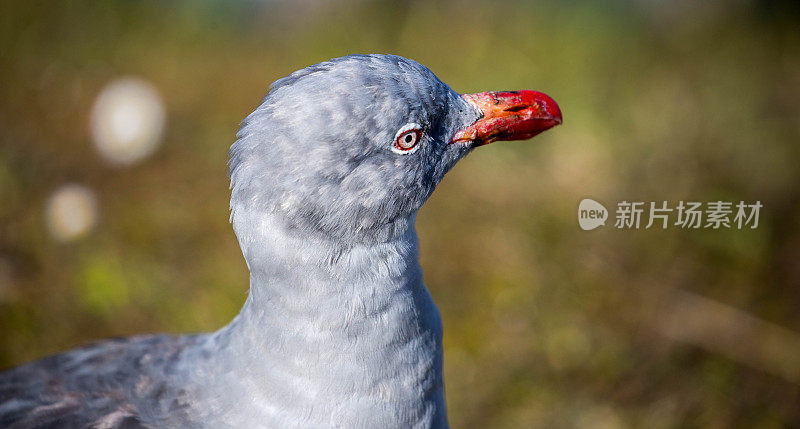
[2,0,800,427]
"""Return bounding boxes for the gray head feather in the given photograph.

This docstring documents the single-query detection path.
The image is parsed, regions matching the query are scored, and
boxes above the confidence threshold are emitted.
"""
[228,54,480,245]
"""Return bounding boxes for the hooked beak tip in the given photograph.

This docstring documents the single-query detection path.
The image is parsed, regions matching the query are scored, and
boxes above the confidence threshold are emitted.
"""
[451,90,562,146]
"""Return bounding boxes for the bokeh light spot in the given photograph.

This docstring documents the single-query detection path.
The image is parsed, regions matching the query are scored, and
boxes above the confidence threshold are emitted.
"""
[45,184,98,242]
[90,77,166,166]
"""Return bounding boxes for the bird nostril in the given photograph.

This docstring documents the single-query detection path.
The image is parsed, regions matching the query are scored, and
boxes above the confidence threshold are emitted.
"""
[503,105,528,113]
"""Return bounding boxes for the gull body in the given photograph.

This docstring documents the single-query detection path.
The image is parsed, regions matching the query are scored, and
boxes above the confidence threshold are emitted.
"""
[0,54,561,428]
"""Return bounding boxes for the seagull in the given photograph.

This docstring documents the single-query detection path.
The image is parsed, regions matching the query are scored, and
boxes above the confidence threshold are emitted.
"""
[0,54,561,428]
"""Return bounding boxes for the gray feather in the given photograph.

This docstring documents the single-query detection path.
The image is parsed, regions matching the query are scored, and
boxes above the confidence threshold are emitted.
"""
[1,335,201,428]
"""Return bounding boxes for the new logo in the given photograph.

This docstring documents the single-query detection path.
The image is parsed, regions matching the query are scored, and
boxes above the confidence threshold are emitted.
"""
[578,198,608,230]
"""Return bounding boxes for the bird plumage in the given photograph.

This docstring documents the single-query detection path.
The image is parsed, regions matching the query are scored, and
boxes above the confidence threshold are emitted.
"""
[0,335,201,428]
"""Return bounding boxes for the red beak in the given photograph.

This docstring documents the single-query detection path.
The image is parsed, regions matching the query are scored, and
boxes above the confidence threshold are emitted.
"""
[450,90,562,147]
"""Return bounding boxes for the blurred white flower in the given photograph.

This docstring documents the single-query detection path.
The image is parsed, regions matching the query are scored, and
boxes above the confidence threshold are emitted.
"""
[90,77,166,166]
[46,184,98,242]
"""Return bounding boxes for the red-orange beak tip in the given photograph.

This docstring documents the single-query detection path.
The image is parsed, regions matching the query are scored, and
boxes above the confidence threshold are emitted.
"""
[451,90,562,147]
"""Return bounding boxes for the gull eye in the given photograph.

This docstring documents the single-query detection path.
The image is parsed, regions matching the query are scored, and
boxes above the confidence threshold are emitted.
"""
[391,124,422,154]
[396,130,420,150]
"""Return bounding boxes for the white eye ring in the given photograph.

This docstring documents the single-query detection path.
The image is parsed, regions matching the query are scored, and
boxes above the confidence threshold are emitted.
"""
[390,123,422,154]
